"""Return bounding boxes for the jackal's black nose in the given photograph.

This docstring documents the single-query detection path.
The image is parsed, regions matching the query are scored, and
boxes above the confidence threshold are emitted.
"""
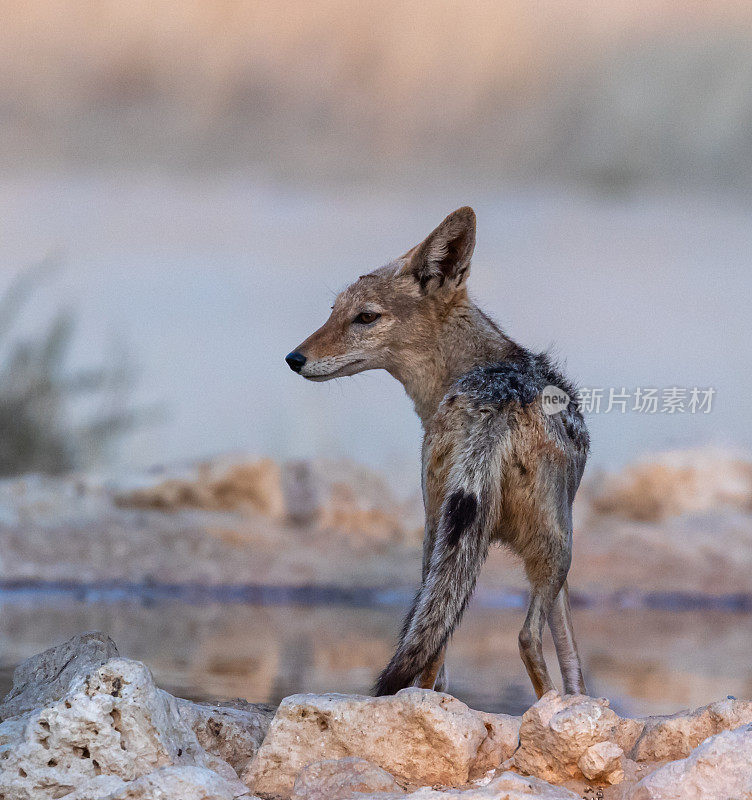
[285,351,306,372]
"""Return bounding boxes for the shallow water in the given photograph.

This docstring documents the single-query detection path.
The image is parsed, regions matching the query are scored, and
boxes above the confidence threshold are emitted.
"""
[2,589,750,717]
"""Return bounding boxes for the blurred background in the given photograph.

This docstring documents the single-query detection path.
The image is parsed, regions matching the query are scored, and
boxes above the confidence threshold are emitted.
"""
[1,0,751,717]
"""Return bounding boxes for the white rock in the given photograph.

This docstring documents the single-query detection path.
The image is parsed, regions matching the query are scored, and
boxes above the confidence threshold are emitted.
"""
[176,698,275,775]
[577,740,624,784]
[291,757,404,799]
[629,723,752,800]
[70,765,253,799]
[513,691,642,783]
[0,631,118,721]
[244,688,489,798]
[0,657,245,800]
[359,771,581,799]
[470,711,521,779]
[64,775,128,800]
[630,696,752,762]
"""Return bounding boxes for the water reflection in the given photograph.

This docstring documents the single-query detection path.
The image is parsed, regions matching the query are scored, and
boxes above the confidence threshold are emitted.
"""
[1,592,750,718]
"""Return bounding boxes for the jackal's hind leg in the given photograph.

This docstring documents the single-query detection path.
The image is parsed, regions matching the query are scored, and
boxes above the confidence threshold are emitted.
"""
[518,586,557,699]
[548,581,586,695]
[433,660,448,693]
[416,645,446,690]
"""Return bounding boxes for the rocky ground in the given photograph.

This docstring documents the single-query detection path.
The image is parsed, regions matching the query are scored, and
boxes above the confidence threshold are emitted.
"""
[2,633,752,800]
[0,448,751,593]
[1,448,751,720]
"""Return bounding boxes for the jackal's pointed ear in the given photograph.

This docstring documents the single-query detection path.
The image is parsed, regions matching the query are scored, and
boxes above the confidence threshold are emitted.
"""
[403,207,476,293]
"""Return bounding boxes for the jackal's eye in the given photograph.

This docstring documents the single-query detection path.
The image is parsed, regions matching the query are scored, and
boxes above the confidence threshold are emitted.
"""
[352,311,381,325]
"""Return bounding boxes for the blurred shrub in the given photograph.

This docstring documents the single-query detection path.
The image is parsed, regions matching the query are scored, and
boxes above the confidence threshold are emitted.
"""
[0,264,141,476]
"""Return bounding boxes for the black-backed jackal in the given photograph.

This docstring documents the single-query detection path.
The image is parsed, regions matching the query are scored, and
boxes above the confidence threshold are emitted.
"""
[286,207,589,699]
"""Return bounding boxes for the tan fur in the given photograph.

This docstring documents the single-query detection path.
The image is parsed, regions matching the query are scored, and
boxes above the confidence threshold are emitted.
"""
[289,207,588,699]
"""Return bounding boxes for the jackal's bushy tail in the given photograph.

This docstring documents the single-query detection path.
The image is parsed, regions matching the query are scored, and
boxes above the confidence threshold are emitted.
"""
[374,461,494,695]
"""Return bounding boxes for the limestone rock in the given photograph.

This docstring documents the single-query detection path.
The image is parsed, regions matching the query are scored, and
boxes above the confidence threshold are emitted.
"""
[577,741,624,784]
[359,771,581,799]
[177,698,275,774]
[244,688,489,798]
[630,696,752,762]
[470,711,521,778]
[67,766,255,799]
[291,757,404,799]
[9,634,752,800]
[0,631,119,721]
[629,724,752,800]
[106,765,254,799]
[513,691,642,783]
[65,775,130,799]
[0,654,245,800]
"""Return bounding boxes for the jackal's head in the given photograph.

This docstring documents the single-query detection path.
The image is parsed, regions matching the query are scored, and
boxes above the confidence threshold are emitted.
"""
[285,206,476,381]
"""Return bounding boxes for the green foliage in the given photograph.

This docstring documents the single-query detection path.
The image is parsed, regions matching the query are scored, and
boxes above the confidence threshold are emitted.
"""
[0,263,141,476]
